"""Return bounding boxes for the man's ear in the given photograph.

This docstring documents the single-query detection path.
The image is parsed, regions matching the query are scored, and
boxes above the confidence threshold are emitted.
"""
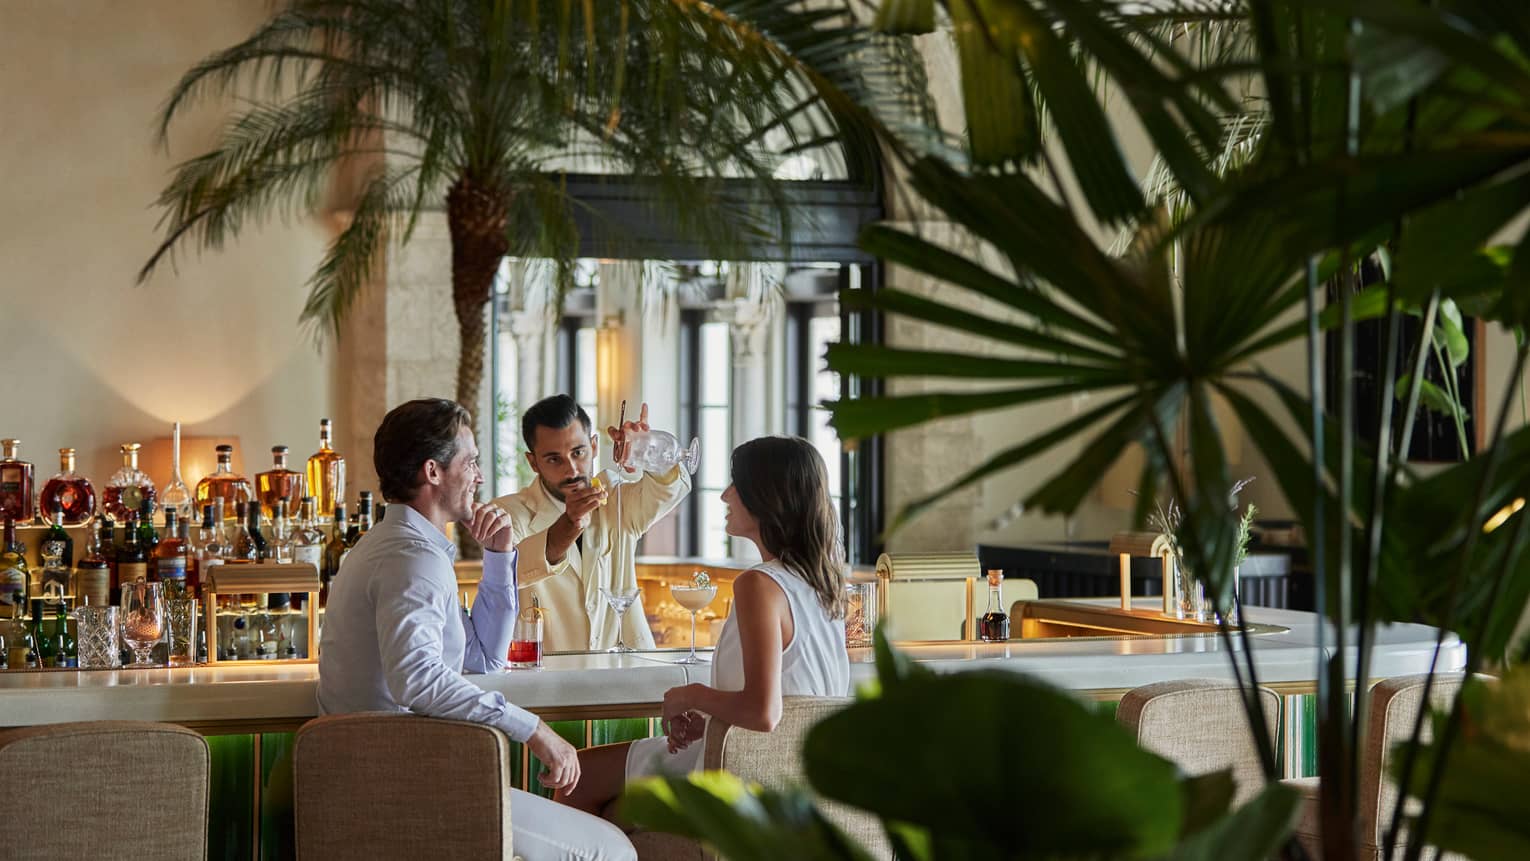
[523,450,538,477]
[590,434,600,458]
[423,458,443,486]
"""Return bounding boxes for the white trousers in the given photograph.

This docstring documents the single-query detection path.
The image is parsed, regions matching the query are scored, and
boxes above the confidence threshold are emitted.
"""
[511,789,637,861]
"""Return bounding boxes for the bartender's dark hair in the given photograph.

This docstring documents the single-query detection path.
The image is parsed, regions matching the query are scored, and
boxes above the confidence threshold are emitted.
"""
[731,436,847,618]
[374,398,474,502]
[521,394,593,451]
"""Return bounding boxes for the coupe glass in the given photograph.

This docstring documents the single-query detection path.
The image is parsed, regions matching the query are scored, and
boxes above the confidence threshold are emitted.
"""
[621,429,700,475]
[669,579,717,665]
[599,587,641,653]
[120,580,166,668]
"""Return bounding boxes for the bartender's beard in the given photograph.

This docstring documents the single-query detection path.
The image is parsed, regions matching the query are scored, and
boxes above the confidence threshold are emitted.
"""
[541,473,587,503]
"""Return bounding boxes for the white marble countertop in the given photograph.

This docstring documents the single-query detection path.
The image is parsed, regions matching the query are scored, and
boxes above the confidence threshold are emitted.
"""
[0,604,1464,728]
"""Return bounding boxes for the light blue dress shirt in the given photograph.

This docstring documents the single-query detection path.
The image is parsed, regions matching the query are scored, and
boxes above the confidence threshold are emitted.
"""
[316,503,539,742]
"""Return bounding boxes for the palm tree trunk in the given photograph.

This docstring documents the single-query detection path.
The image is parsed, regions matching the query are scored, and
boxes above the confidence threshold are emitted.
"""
[447,175,512,426]
[447,175,510,561]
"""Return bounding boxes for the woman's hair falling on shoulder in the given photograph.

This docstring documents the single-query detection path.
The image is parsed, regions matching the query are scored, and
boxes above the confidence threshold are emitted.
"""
[730,436,847,618]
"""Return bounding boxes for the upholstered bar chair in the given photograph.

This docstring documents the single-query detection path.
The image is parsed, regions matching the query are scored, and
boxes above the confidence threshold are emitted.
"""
[0,720,210,859]
[294,713,518,860]
[630,696,891,861]
[1116,679,1282,807]
[1287,673,1467,861]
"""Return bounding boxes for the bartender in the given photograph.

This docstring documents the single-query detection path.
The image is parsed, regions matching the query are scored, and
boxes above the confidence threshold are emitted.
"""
[492,395,691,651]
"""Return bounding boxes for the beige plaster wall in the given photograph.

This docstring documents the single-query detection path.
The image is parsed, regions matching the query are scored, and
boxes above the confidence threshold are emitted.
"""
[0,1,342,497]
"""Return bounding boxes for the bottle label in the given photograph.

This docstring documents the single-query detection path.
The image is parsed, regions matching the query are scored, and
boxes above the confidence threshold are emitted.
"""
[0,566,25,607]
[74,567,110,609]
[159,557,188,582]
[0,465,21,494]
[293,545,321,569]
[119,562,148,583]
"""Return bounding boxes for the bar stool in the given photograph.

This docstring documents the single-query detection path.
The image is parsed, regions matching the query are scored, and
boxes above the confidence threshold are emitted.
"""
[1286,673,1468,861]
[294,712,519,860]
[630,696,891,861]
[1116,679,1282,806]
[0,720,209,859]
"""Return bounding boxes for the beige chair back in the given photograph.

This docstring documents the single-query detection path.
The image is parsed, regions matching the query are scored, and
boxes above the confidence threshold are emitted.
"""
[633,696,890,861]
[1116,679,1281,806]
[0,720,209,859]
[1359,673,1464,851]
[294,713,514,860]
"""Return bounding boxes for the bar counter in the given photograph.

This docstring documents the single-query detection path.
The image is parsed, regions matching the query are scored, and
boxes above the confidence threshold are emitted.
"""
[0,603,1464,731]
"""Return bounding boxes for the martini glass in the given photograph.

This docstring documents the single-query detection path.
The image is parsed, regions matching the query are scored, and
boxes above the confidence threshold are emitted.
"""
[599,587,641,653]
[669,580,717,664]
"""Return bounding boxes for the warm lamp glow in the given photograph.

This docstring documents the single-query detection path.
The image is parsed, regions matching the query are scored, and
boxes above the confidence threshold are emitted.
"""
[142,436,244,491]
[596,318,622,406]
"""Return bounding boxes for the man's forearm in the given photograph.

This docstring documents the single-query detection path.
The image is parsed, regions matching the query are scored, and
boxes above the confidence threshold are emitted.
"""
[544,513,582,564]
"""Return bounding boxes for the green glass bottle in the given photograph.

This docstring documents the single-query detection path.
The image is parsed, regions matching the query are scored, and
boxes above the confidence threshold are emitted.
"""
[31,599,57,668]
[55,603,76,668]
[39,509,72,599]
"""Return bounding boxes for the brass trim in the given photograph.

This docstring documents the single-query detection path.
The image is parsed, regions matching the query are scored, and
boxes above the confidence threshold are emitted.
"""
[251,732,263,861]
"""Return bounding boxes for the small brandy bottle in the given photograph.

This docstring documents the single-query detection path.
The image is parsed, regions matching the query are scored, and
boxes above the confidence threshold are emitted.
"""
[103,443,158,522]
[978,569,1010,642]
[39,448,96,525]
[195,444,253,525]
[256,445,305,522]
[0,439,35,523]
[305,418,346,523]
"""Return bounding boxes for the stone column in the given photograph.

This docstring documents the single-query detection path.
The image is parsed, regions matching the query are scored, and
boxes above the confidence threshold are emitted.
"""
[718,298,774,560]
[506,309,548,413]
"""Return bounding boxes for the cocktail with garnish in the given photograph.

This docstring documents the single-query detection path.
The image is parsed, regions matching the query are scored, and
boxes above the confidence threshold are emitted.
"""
[669,571,717,664]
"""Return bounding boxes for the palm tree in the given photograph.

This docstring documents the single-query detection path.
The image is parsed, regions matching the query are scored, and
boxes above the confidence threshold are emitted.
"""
[140,0,916,422]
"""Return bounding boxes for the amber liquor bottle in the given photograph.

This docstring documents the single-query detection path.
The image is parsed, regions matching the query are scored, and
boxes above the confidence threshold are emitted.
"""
[154,510,191,599]
[73,519,112,609]
[195,444,253,524]
[103,443,157,521]
[305,419,346,523]
[0,516,29,614]
[320,502,348,606]
[0,440,35,523]
[39,448,95,525]
[978,569,1010,642]
[256,445,305,522]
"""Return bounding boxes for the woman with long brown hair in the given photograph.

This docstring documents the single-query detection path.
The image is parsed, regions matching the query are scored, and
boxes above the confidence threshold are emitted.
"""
[556,435,851,815]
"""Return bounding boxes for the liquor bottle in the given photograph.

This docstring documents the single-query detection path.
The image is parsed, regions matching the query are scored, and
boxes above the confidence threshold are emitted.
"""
[137,500,160,567]
[39,448,96,525]
[291,497,324,573]
[194,445,253,525]
[38,510,72,597]
[54,603,77,668]
[0,516,29,615]
[0,440,35,523]
[5,605,33,670]
[248,503,271,562]
[191,504,224,599]
[978,569,1010,642]
[228,502,259,563]
[73,518,112,610]
[256,445,305,522]
[269,508,294,564]
[306,418,347,523]
[31,599,57,668]
[347,491,374,544]
[154,510,190,599]
[160,422,194,522]
[117,514,149,587]
[103,443,158,521]
[320,502,348,606]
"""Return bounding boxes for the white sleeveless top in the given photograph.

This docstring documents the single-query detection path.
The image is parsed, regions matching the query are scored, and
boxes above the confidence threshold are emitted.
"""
[626,558,850,779]
[709,558,850,697]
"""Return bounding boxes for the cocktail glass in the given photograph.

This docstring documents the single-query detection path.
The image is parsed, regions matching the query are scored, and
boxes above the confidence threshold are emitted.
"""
[669,581,717,664]
[600,587,641,653]
[120,580,165,668]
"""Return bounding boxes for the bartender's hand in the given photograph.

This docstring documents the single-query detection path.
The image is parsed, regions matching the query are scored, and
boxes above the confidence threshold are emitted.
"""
[527,721,581,792]
[608,402,650,473]
[466,503,516,553]
[560,481,606,530]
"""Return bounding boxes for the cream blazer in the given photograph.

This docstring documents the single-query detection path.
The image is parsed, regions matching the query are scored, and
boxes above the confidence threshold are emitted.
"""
[491,466,691,652]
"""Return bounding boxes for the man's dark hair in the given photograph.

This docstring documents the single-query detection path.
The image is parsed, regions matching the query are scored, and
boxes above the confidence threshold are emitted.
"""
[521,394,592,451]
[373,398,473,503]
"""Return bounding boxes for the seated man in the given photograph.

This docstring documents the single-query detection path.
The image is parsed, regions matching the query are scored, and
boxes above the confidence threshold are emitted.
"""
[493,395,691,652]
[317,397,635,861]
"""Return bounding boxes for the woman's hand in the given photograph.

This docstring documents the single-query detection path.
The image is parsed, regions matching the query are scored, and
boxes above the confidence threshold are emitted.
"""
[661,683,698,737]
[666,710,706,753]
